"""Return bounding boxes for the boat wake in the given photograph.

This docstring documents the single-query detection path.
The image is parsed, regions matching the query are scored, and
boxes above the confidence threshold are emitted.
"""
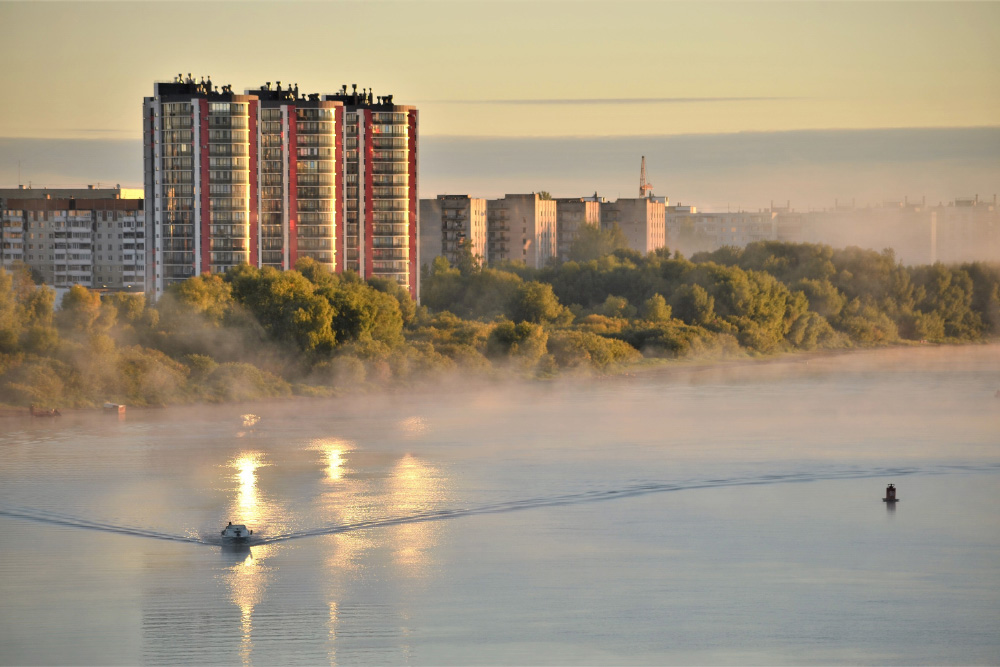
[0,505,208,545]
[255,462,999,545]
[2,462,996,546]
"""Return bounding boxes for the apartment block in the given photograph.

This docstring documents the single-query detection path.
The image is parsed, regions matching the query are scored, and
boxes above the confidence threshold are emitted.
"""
[143,76,418,299]
[601,198,666,255]
[554,196,602,260]
[486,194,557,268]
[419,195,487,268]
[665,206,778,256]
[934,196,999,264]
[0,187,145,291]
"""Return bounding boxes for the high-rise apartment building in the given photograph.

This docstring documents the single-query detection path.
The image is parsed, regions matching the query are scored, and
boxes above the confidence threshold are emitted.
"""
[143,77,418,299]
[486,193,557,268]
[0,186,145,291]
[419,195,487,268]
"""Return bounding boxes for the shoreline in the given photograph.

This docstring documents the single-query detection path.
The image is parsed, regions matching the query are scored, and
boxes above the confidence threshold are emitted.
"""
[3,340,997,417]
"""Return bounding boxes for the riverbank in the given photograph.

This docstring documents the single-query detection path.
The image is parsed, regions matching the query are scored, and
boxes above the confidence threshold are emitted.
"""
[5,340,995,416]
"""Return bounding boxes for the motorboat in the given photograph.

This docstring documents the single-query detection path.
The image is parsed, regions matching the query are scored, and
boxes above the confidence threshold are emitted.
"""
[221,522,252,543]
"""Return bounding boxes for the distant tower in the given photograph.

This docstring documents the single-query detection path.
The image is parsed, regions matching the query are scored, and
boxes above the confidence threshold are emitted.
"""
[639,156,654,198]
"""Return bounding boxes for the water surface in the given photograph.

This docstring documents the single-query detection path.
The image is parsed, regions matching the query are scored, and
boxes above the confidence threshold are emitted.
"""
[2,346,999,665]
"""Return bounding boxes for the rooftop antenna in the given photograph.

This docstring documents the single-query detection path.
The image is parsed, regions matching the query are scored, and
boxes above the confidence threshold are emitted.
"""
[639,156,653,198]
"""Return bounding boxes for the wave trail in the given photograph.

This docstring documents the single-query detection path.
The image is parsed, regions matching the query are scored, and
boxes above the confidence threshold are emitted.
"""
[0,506,209,545]
[255,462,1000,545]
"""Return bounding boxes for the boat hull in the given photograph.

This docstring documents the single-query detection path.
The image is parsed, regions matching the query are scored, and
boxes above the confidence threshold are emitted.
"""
[220,523,252,543]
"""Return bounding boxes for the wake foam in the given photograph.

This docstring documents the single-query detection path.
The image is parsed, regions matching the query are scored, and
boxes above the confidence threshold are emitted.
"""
[254,462,1000,545]
[0,505,208,545]
[2,462,996,546]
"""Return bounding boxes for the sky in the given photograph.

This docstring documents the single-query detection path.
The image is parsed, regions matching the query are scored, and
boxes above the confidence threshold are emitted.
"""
[1,1,998,209]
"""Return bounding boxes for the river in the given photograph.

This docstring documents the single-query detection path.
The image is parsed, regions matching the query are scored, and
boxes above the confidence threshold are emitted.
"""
[1,345,998,665]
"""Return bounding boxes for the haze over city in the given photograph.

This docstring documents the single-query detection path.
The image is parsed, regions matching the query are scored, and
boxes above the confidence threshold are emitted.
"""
[1,1,997,210]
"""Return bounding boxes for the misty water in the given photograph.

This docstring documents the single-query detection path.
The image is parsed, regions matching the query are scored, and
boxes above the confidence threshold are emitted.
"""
[2,346,999,665]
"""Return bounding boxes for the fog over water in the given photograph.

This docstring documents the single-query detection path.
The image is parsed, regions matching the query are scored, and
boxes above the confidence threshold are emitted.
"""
[1,345,999,664]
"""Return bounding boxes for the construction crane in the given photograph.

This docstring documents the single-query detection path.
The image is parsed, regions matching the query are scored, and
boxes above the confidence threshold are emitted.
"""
[639,156,654,198]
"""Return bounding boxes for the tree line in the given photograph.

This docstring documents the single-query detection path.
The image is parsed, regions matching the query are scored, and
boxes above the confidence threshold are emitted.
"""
[1,236,998,408]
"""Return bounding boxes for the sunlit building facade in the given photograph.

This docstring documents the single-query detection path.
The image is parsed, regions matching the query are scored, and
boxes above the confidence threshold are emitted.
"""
[554,196,602,260]
[144,78,418,299]
[325,87,418,296]
[601,197,667,255]
[419,195,487,268]
[0,186,145,291]
[486,193,557,269]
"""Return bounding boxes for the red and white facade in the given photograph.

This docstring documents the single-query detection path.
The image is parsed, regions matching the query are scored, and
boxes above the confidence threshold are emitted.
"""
[144,78,418,299]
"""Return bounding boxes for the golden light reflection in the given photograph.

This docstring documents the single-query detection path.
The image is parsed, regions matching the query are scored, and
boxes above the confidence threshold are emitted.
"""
[228,452,268,526]
[308,438,354,482]
[327,600,338,666]
[221,543,278,667]
[236,413,260,438]
[388,454,446,574]
[399,416,428,438]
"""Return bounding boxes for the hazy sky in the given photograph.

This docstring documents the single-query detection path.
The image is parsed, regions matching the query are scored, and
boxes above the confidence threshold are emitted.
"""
[1,1,997,208]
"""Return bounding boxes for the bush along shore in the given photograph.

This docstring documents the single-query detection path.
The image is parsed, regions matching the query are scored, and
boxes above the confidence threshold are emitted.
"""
[1,239,999,409]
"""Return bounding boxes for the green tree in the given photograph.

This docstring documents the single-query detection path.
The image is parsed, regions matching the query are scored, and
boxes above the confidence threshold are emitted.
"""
[367,276,417,326]
[507,281,572,324]
[160,273,235,326]
[227,265,336,354]
[670,283,715,327]
[567,223,629,262]
[640,293,672,322]
[58,285,116,337]
[325,281,404,348]
[485,319,549,367]
[0,269,20,352]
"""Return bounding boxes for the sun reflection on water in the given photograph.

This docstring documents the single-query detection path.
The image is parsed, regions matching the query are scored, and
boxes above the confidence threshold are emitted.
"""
[221,544,278,666]
[399,416,428,437]
[388,454,446,574]
[227,452,269,527]
[309,438,354,482]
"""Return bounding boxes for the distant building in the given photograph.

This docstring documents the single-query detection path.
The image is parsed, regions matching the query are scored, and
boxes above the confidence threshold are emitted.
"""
[419,195,487,268]
[930,196,998,264]
[601,198,666,255]
[0,186,145,291]
[486,193,557,268]
[143,76,418,299]
[554,195,602,260]
[665,206,777,256]
[797,197,998,266]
